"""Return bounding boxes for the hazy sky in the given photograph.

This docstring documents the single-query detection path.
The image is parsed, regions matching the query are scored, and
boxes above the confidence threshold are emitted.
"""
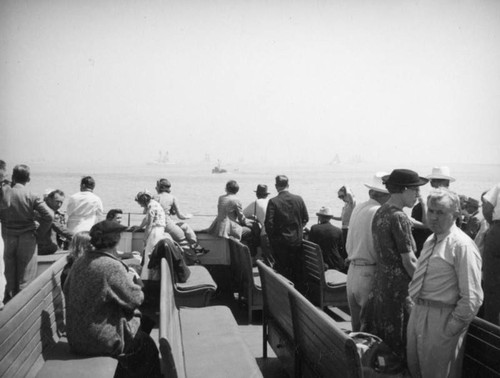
[1,0,500,166]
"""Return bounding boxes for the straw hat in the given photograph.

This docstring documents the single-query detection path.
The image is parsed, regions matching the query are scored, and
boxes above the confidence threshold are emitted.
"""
[426,166,455,182]
[316,206,334,218]
[364,172,389,193]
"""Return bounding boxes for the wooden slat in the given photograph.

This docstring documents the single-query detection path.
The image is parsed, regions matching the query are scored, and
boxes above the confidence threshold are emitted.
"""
[0,258,65,377]
[289,288,362,378]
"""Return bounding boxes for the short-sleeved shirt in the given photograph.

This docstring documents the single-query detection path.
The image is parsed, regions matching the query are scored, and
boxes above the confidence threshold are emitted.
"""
[66,191,104,233]
[484,183,500,221]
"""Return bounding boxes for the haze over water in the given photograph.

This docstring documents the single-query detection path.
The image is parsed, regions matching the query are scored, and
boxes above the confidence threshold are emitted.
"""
[1,0,500,168]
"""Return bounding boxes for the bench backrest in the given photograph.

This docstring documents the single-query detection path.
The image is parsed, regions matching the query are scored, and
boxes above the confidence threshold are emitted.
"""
[302,240,325,286]
[159,258,185,378]
[288,288,362,378]
[230,239,256,293]
[0,257,66,378]
[257,260,295,341]
[463,316,500,377]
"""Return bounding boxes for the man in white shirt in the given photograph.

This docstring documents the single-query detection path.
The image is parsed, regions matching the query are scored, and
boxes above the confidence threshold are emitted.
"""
[407,188,483,378]
[66,176,104,234]
[482,182,500,324]
[345,172,390,331]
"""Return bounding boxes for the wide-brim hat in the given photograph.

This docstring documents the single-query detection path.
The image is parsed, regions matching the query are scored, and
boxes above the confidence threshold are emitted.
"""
[255,184,270,196]
[364,172,389,193]
[316,206,334,218]
[426,166,455,182]
[383,169,429,187]
[89,220,127,238]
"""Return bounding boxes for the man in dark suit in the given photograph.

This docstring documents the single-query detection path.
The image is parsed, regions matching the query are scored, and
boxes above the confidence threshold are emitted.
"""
[265,175,309,288]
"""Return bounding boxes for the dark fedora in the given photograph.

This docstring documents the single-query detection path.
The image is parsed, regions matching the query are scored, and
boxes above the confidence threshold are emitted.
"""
[255,184,270,197]
[383,169,429,187]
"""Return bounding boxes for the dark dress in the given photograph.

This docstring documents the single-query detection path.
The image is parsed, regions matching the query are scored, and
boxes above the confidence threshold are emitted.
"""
[361,203,416,363]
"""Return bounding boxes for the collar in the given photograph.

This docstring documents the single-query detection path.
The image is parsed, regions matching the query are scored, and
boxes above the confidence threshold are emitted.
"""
[90,249,130,270]
[433,223,456,243]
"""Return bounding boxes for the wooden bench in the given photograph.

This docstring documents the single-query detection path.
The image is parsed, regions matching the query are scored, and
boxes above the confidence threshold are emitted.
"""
[160,238,217,308]
[288,287,363,378]
[463,316,500,377]
[0,256,117,378]
[256,260,298,377]
[228,239,263,323]
[159,257,262,378]
[302,240,348,310]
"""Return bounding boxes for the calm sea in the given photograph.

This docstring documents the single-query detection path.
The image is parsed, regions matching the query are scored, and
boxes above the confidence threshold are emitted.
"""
[21,161,500,230]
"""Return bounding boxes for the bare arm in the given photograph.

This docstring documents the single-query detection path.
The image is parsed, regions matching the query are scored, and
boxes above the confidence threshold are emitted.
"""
[402,252,417,277]
[171,197,191,220]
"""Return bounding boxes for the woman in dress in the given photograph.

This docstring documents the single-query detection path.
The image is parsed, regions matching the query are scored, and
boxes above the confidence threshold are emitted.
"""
[207,180,252,240]
[135,190,168,280]
[154,178,207,254]
[361,169,428,365]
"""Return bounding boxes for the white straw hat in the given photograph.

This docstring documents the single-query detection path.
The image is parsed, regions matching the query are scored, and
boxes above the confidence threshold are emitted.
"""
[426,166,455,182]
[364,172,389,193]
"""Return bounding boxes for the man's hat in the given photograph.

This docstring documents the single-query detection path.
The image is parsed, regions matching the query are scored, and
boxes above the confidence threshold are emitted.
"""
[426,166,455,182]
[255,184,270,196]
[89,220,127,239]
[364,172,389,194]
[316,206,334,218]
[383,169,429,187]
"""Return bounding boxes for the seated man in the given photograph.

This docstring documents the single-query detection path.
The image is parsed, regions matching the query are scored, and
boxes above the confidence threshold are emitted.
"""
[64,220,161,378]
[36,189,73,255]
[106,208,124,224]
[309,206,345,272]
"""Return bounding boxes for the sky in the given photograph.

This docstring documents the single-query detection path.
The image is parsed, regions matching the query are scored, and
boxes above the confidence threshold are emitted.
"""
[1,0,500,167]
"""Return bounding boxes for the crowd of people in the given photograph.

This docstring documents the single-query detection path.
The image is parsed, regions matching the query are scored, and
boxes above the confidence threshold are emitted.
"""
[1,159,499,377]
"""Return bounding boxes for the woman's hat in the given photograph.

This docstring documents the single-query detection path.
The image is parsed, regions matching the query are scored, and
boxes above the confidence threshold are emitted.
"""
[89,220,127,238]
[316,206,334,218]
[426,166,456,182]
[255,184,270,196]
[364,172,389,193]
[383,169,429,187]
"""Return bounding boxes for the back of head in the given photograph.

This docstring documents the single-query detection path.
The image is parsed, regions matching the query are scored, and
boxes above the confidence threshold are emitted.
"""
[12,164,30,184]
[80,176,95,190]
[89,220,127,250]
[226,180,239,194]
[67,231,92,265]
[156,178,171,193]
[275,175,289,190]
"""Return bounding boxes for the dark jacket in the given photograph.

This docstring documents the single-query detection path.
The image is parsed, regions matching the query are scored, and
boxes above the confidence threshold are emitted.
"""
[265,190,309,247]
[309,222,345,272]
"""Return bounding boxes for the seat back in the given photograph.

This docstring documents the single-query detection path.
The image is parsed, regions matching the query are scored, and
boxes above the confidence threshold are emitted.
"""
[0,257,66,378]
[463,316,500,377]
[159,258,185,378]
[302,240,326,286]
[289,289,362,378]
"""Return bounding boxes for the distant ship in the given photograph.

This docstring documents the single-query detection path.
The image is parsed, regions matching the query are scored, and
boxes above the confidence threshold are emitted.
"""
[212,160,227,174]
[148,150,174,166]
[329,154,341,165]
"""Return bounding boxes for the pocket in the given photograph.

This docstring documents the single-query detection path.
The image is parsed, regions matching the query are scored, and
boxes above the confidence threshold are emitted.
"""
[444,315,465,337]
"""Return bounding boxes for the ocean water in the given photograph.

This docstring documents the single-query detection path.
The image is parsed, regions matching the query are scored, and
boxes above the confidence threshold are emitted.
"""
[20,161,500,230]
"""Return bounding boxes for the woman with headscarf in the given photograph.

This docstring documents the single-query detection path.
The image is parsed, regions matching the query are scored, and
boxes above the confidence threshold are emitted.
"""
[135,190,168,280]
[361,169,428,368]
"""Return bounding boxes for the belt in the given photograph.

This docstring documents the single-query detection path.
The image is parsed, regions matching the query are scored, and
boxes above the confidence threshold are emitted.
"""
[416,298,455,309]
[350,260,376,266]
[492,220,500,225]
